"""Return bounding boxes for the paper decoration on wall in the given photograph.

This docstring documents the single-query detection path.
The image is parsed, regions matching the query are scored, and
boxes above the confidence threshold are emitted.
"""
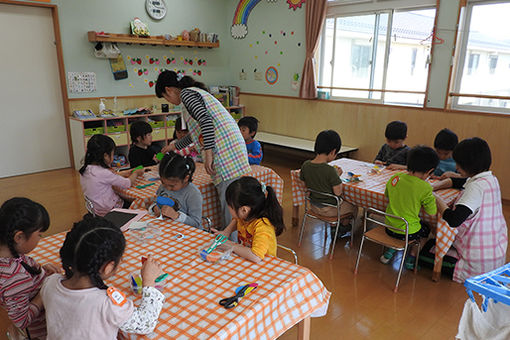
[165,57,176,64]
[240,69,247,80]
[287,0,305,10]
[149,57,160,65]
[184,58,194,65]
[291,73,300,90]
[109,55,128,80]
[192,70,202,76]
[68,72,96,93]
[134,68,148,76]
[197,59,207,66]
[265,66,278,85]
[231,0,277,39]
[254,69,263,81]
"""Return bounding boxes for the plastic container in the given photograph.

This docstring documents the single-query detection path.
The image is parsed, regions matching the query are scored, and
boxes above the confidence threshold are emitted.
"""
[130,223,162,244]
[84,127,105,136]
[148,121,165,129]
[130,271,168,294]
[198,242,233,263]
[106,125,126,133]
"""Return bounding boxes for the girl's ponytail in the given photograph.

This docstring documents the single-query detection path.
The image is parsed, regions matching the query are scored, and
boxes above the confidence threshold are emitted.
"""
[263,186,285,236]
[79,134,115,175]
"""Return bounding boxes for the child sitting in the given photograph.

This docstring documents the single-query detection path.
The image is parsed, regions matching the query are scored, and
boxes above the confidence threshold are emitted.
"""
[41,216,165,339]
[374,121,410,169]
[149,152,203,229]
[433,128,460,178]
[433,137,507,283]
[80,134,144,216]
[238,116,263,165]
[299,130,355,236]
[212,177,284,263]
[381,146,439,269]
[0,198,59,340]
[128,121,157,168]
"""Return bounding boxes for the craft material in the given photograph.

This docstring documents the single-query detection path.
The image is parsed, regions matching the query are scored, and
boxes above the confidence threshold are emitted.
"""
[156,196,175,208]
[136,183,156,189]
[156,152,165,161]
[371,165,383,174]
[130,272,167,294]
[219,283,258,309]
[199,236,232,263]
[132,165,143,172]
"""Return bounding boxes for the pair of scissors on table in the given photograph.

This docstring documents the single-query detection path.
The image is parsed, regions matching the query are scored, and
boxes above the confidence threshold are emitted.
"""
[219,283,258,309]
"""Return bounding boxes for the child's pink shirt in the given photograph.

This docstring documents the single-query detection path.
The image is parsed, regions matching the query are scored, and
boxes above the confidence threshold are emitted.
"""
[80,165,131,216]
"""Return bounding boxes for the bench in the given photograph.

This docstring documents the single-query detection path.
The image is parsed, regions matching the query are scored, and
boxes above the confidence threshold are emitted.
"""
[256,132,358,157]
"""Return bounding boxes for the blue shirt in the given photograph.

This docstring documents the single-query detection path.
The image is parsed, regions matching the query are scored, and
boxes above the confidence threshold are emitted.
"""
[434,157,457,176]
[246,139,263,165]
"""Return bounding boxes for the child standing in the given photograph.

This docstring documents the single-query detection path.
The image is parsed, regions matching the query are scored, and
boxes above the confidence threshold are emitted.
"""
[212,177,284,263]
[433,137,507,283]
[149,153,203,229]
[299,130,355,236]
[374,121,410,168]
[41,216,165,339]
[128,121,157,168]
[0,198,59,340]
[80,134,144,216]
[238,116,263,165]
[381,146,439,268]
[433,128,459,178]
[167,117,199,161]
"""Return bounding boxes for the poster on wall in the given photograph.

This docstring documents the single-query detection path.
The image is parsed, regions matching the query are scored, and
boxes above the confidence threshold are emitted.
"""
[67,72,96,93]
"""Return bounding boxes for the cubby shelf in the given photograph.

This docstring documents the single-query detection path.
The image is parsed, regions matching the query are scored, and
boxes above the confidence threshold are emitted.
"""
[87,31,219,48]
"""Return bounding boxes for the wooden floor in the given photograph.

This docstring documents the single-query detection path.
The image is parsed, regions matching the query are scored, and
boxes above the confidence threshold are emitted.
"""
[1,150,509,339]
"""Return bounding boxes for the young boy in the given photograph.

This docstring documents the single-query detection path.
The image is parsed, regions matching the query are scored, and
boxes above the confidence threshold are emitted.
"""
[433,128,458,177]
[300,130,355,235]
[128,120,157,168]
[374,121,410,168]
[238,116,263,165]
[381,145,439,268]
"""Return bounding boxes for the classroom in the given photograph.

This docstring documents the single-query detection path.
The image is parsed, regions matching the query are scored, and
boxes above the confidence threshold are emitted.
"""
[1,0,509,339]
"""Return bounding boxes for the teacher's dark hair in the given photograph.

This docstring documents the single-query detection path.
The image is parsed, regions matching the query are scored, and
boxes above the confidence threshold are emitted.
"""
[155,71,207,98]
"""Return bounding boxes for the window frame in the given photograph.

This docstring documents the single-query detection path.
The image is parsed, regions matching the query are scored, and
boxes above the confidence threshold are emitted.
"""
[318,6,435,106]
[450,0,510,114]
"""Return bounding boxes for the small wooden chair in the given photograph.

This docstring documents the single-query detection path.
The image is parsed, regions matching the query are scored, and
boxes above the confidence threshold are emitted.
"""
[298,188,354,260]
[354,207,421,293]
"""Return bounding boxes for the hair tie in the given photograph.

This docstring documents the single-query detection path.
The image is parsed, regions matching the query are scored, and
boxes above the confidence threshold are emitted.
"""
[176,72,184,82]
[185,163,190,170]
[261,182,267,195]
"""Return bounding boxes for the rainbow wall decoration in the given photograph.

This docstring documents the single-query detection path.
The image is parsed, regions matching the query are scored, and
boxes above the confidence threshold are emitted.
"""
[231,0,277,39]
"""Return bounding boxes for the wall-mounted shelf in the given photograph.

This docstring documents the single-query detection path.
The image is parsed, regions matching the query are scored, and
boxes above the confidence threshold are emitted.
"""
[87,31,219,48]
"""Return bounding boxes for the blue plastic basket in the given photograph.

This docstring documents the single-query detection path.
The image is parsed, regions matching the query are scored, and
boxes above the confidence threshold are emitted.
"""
[464,262,510,312]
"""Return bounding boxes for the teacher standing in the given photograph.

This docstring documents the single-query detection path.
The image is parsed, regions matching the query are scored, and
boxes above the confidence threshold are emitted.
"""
[156,71,251,228]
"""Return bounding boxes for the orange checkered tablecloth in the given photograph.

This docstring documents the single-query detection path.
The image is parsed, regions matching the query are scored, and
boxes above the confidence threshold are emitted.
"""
[117,164,284,230]
[30,217,330,340]
[290,158,460,278]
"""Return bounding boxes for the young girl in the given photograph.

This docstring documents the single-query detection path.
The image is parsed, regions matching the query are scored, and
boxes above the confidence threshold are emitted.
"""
[150,152,203,229]
[0,197,59,340]
[80,134,144,216]
[41,216,165,339]
[212,176,285,263]
[433,137,507,283]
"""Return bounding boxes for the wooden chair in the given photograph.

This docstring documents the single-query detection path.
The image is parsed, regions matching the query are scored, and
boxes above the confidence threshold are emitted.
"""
[277,244,298,264]
[354,207,421,293]
[298,188,354,260]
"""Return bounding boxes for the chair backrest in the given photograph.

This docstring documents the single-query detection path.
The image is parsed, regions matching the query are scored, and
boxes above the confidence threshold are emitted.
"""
[364,207,410,239]
[305,188,342,208]
[84,196,96,217]
[201,216,212,233]
[277,244,298,264]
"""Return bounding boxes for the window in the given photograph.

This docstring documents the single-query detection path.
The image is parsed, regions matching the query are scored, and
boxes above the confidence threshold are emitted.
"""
[318,7,436,106]
[452,2,510,112]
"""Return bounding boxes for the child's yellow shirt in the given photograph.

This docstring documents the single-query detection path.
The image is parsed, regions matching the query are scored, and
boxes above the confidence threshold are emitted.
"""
[236,217,277,259]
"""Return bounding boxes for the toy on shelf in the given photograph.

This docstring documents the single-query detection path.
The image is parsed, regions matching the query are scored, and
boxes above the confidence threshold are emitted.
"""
[190,28,200,42]
[182,30,190,41]
[131,17,150,37]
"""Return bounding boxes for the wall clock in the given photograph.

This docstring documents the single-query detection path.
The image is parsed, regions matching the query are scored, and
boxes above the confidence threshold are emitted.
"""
[146,0,167,20]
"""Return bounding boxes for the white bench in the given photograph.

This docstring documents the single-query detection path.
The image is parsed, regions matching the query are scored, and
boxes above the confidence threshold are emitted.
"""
[256,132,358,157]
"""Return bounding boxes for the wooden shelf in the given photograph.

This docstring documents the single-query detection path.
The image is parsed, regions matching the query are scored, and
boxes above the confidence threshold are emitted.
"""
[87,31,219,48]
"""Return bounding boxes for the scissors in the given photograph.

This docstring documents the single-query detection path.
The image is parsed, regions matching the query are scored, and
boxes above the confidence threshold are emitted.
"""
[219,283,258,309]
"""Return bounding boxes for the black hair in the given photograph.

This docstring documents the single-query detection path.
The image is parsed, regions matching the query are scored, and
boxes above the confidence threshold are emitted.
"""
[0,198,50,275]
[159,152,195,183]
[385,121,407,140]
[453,137,491,176]
[434,128,458,151]
[59,216,125,290]
[155,71,207,98]
[225,177,285,237]
[79,134,115,175]
[238,116,259,137]
[130,120,153,144]
[173,117,189,139]
[314,130,342,155]
[407,145,439,173]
